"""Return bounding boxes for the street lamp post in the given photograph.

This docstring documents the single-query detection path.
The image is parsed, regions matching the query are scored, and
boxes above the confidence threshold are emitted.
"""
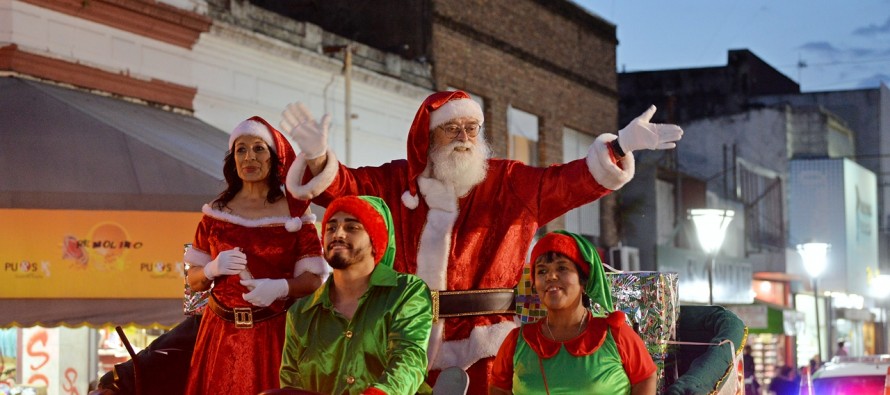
[797,242,829,365]
[871,274,890,354]
[689,208,735,305]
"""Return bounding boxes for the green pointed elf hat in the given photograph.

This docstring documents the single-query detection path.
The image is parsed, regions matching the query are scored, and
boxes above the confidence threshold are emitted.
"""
[530,230,614,313]
[321,195,396,268]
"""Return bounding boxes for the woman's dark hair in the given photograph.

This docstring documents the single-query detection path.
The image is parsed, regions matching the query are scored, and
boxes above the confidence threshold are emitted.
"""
[533,251,591,308]
[213,148,284,211]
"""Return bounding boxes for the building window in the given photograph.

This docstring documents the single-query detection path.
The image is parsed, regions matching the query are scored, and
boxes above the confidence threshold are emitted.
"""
[563,127,600,238]
[737,159,784,251]
[508,106,538,165]
[656,178,676,245]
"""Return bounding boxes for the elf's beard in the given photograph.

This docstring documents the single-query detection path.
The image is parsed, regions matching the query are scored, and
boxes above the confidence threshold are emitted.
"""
[429,139,491,196]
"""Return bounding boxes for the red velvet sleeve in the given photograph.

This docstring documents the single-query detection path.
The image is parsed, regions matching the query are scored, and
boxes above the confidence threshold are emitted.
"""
[490,327,520,391]
[507,159,613,226]
[191,217,212,257]
[313,161,409,207]
[294,221,323,260]
[612,322,657,385]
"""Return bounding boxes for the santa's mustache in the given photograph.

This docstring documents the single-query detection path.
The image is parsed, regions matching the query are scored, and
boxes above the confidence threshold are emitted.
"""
[444,141,476,152]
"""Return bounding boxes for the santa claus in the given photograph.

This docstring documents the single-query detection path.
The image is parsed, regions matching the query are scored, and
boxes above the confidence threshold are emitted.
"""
[282,90,682,393]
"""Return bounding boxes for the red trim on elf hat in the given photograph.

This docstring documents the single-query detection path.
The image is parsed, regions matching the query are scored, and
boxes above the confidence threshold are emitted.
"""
[530,233,591,285]
[402,90,484,208]
[322,196,388,264]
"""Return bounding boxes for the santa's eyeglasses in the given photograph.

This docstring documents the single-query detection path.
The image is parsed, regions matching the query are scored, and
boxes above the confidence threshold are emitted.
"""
[437,122,482,138]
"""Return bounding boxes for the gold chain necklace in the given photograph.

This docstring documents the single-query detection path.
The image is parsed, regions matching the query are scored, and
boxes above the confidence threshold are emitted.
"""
[544,310,587,342]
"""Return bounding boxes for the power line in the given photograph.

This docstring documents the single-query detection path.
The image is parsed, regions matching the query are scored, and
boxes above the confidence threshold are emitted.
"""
[780,56,890,69]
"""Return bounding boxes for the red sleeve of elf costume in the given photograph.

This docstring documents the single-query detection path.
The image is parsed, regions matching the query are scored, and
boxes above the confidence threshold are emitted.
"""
[490,327,520,391]
[612,322,657,385]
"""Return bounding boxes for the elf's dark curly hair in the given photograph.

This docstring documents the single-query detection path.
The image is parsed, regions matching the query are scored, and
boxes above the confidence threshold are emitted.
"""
[213,147,284,211]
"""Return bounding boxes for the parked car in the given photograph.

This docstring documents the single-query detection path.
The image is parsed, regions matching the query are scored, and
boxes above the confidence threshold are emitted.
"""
[810,355,890,394]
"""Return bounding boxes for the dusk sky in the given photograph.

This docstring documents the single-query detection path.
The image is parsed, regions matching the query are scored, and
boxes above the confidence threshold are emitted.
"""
[577,1,890,92]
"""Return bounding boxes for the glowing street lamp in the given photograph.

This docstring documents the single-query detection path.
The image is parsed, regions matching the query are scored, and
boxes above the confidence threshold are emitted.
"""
[689,208,735,305]
[798,242,830,365]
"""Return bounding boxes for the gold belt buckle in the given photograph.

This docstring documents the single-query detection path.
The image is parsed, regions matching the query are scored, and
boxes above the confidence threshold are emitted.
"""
[233,307,254,329]
[431,290,439,323]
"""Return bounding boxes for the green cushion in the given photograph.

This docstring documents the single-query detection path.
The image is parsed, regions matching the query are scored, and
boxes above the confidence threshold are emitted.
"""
[666,306,746,395]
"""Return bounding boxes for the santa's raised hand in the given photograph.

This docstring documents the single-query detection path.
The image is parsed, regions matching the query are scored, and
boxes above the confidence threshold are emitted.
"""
[280,102,330,159]
[617,105,683,153]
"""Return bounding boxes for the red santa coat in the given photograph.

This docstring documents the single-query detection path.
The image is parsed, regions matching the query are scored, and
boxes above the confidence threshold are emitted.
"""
[286,132,634,370]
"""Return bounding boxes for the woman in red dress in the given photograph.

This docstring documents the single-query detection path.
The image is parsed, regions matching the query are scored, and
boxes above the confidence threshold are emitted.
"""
[183,117,329,395]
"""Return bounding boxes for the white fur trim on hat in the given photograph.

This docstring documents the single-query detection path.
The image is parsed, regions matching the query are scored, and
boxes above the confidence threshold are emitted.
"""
[285,150,339,200]
[229,119,275,151]
[429,98,484,130]
[587,133,634,190]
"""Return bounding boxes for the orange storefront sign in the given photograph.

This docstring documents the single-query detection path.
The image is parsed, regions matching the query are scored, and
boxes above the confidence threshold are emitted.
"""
[1,209,202,298]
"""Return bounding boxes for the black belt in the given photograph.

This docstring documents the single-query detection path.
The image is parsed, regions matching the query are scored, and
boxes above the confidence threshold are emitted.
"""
[207,292,290,329]
[431,289,516,322]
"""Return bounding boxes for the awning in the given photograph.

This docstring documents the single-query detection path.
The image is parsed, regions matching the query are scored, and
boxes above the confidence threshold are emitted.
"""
[0,77,230,328]
[1,299,186,329]
[725,300,805,335]
[0,76,227,211]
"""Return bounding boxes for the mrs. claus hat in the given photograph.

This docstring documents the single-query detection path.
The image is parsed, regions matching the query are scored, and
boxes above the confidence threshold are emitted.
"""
[229,116,308,230]
[401,90,484,209]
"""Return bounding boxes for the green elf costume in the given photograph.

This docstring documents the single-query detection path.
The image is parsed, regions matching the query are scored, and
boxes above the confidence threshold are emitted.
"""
[280,196,433,395]
[490,231,656,394]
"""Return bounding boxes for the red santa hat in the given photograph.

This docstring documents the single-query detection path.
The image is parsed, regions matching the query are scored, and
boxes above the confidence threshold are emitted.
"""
[229,116,295,182]
[229,116,307,228]
[401,90,484,209]
[322,196,394,265]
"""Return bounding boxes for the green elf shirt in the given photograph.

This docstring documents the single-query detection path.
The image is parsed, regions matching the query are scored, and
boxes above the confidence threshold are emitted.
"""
[491,310,656,395]
[280,263,433,395]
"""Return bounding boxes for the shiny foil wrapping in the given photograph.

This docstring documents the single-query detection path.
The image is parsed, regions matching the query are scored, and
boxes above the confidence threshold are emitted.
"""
[516,265,680,392]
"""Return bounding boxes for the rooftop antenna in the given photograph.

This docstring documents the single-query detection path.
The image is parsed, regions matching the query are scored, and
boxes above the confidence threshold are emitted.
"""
[797,53,808,90]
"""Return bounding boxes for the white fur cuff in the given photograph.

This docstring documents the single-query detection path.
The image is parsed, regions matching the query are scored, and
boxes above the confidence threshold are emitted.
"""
[285,150,339,200]
[429,319,519,370]
[184,248,211,267]
[587,134,634,190]
[293,255,332,284]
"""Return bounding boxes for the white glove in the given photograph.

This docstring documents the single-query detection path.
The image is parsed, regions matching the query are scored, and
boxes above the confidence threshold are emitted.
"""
[241,278,289,307]
[203,248,246,280]
[617,105,684,153]
[280,102,331,159]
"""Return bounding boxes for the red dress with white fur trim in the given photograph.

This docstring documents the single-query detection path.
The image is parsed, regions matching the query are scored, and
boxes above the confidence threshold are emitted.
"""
[183,205,327,395]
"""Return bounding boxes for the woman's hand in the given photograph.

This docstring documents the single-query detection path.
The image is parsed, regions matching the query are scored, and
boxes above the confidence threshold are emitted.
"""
[241,278,289,307]
[203,248,247,280]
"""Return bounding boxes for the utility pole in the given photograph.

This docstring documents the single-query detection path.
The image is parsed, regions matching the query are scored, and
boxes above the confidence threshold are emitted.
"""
[322,44,353,165]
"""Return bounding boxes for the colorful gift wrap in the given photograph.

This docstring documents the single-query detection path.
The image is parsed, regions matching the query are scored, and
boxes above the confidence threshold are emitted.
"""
[516,264,680,392]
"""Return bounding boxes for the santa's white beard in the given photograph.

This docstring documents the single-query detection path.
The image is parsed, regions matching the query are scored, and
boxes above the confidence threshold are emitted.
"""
[429,139,491,196]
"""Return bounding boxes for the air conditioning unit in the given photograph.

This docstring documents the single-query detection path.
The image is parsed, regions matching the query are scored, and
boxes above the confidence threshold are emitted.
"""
[609,246,640,272]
